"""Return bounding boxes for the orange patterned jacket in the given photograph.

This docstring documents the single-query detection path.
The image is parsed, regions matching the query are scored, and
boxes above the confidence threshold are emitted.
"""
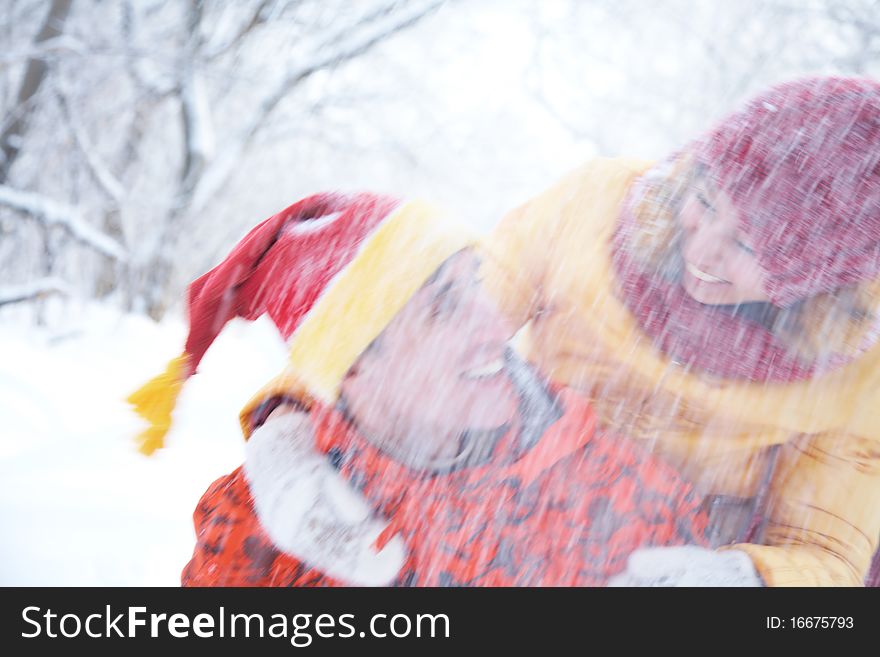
[182,389,709,586]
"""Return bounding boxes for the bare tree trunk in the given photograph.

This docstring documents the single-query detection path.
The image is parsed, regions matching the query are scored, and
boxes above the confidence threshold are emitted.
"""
[0,0,73,183]
[93,206,125,299]
[34,220,54,325]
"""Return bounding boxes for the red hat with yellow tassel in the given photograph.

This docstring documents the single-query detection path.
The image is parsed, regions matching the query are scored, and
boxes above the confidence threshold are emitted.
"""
[127,192,400,454]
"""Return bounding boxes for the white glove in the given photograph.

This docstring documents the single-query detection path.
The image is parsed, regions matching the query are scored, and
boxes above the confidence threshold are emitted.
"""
[243,408,407,586]
[607,546,763,587]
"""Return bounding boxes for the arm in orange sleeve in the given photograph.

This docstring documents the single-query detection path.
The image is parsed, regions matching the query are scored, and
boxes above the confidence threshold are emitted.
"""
[479,200,549,330]
[727,432,880,586]
[479,158,653,334]
[479,165,601,329]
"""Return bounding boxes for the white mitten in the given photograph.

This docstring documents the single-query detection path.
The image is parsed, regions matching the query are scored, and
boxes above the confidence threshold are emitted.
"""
[243,409,406,586]
[607,546,763,587]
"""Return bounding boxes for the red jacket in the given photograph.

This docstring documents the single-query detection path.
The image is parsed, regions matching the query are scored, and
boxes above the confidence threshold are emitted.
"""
[182,389,709,586]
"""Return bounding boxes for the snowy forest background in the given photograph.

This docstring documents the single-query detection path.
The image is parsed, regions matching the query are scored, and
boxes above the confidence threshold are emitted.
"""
[2,0,879,584]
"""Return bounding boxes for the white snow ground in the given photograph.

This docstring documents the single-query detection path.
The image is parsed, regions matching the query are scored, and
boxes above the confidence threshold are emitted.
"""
[0,303,288,585]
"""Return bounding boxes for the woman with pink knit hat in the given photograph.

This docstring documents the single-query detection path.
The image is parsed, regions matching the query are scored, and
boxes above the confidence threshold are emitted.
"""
[482,76,880,586]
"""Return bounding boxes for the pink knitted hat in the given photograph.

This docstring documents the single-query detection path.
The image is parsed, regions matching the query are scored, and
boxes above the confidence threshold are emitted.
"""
[695,77,880,307]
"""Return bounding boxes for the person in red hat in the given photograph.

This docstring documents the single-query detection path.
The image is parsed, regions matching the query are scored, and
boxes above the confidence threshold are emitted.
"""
[130,196,715,586]
[480,76,880,586]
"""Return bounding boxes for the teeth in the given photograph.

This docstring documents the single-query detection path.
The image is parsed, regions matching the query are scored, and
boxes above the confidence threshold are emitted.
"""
[463,357,505,380]
[686,262,727,284]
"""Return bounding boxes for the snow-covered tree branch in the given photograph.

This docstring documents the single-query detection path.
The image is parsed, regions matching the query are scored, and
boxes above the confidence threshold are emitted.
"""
[189,0,445,214]
[0,277,71,308]
[0,186,127,260]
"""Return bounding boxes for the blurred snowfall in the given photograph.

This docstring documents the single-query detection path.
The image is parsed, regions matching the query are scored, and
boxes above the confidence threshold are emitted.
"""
[2,0,878,584]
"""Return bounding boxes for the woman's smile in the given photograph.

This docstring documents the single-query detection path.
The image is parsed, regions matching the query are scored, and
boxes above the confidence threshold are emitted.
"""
[684,262,730,285]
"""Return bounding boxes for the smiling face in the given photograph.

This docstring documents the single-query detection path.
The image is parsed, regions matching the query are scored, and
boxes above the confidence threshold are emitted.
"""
[678,175,771,306]
[338,249,520,470]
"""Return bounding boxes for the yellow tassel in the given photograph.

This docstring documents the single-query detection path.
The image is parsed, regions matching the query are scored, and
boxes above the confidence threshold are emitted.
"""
[126,353,189,455]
